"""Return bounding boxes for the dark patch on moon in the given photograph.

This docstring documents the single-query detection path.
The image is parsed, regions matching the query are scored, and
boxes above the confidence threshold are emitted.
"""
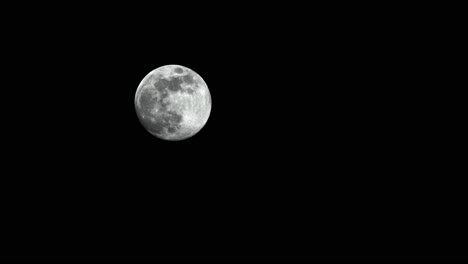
[139,91,156,113]
[183,74,195,85]
[153,76,185,93]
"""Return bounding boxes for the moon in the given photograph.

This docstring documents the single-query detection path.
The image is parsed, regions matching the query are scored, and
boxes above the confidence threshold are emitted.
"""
[135,65,211,140]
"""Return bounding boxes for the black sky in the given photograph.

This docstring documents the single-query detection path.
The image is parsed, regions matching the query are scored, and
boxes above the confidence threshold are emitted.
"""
[1,2,464,261]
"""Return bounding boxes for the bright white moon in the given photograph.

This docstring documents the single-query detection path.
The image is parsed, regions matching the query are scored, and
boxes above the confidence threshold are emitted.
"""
[135,65,211,140]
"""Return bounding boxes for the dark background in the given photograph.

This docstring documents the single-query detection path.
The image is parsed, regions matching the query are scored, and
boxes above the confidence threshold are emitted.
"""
[1,2,465,261]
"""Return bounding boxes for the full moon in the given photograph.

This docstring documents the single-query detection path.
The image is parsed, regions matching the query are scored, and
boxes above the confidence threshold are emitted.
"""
[135,65,211,140]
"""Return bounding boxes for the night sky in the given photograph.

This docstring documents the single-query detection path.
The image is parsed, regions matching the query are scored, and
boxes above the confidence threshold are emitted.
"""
[1,2,463,262]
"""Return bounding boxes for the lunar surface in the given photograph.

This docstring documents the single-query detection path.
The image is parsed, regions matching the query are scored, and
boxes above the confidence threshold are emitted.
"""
[135,65,211,140]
